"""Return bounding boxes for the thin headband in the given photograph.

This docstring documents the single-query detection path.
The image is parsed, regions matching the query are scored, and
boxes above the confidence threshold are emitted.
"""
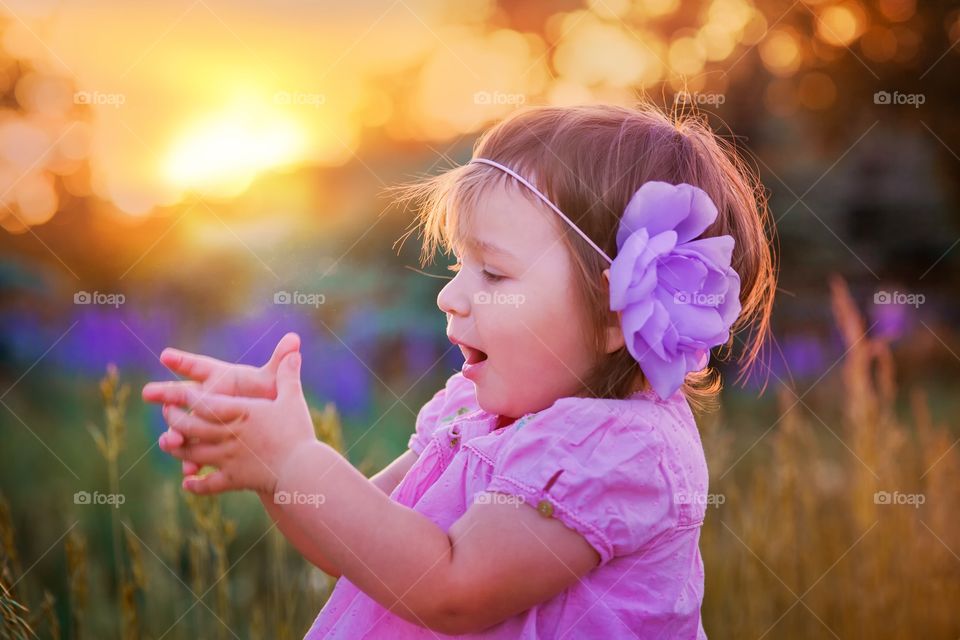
[469,157,614,265]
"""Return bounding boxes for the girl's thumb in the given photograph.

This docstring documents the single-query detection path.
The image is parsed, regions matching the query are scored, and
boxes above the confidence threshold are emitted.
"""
[284,352,301,372]
[278,352,302,397]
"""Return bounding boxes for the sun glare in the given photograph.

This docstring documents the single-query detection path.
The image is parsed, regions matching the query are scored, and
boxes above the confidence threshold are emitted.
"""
[163,111,306,199]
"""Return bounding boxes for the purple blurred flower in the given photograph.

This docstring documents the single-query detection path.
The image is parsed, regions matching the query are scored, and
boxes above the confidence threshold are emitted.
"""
[609,181,741,400]
[869,301,912,342]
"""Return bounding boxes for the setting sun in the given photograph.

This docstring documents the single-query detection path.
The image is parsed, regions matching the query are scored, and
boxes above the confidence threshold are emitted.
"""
[163,109,307,198]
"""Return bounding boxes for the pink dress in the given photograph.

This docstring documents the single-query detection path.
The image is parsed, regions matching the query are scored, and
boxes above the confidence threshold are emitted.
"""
[305,372,709,639]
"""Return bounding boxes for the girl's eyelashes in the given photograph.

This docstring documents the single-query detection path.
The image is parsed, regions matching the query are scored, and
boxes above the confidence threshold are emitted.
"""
[481,269,505,283]
[447,260,506,283]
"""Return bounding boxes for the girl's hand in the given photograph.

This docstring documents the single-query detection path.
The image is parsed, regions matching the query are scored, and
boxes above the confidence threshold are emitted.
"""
[144,333,300,476]
[145,350,315,495]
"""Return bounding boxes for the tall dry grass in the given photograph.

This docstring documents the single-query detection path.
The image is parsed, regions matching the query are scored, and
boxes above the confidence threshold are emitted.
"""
[2,275,957,638]
[1,367,348,639]
[700,275,960,638]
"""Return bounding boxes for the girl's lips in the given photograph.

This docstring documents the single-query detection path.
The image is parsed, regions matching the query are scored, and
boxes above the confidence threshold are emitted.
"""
[462,358,487,380]
[448,335,488,380]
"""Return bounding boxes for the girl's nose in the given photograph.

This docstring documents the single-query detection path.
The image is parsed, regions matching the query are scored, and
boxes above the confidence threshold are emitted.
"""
[437,276,470,317]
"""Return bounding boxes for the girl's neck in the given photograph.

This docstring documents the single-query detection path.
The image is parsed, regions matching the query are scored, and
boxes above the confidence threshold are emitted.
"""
[495,414,517,429]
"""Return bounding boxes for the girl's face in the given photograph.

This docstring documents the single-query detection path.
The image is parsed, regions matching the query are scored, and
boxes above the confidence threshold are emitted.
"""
[437,183,603,419]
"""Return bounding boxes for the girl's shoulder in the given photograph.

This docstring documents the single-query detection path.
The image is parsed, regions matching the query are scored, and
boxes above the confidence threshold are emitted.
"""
[499,387,691,460]
[480,390,708,565]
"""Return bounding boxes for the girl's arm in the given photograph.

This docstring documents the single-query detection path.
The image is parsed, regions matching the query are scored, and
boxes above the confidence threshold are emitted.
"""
[258,491,340,577]
[148,350,588,633]
[275,441,599,634]
[259,448,419,578]
[369,449,420,495]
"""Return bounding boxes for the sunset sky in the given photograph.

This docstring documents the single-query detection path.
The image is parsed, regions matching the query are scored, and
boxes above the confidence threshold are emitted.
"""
[0,0,912,217]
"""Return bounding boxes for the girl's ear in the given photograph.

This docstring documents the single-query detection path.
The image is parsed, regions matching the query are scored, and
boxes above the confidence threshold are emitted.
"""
[601,269,626,354]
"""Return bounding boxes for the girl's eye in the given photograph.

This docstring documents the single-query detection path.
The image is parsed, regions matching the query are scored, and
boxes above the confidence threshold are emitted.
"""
[481,269,505,283]
[447,260,504,283]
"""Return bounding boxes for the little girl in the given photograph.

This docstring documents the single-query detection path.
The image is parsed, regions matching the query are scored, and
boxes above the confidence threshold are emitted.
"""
[142,103,775,638]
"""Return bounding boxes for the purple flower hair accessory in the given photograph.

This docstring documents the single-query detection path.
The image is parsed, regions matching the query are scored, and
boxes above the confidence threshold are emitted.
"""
[608,181,741,400]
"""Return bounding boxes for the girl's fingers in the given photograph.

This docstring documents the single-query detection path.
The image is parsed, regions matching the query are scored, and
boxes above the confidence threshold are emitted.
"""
[152,335,300,404]
[159,405,186,449]
[264,333,301,375]
[182,460,200,476]
[160,348,223,383]
[159,428,184,451]
[164,405,231,443]
[143,380,201,405]
[166,441,231,466]
[143,383,247,423]
[162,343,292,398]
[159,349,268,397]
[183,470,232,495]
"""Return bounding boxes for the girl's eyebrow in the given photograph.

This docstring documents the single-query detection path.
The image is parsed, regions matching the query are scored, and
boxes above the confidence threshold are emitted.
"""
[464,237,516,259]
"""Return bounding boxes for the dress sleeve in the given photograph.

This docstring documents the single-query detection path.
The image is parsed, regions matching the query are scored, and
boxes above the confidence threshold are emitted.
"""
[483,402,679,567]
[407,372,478,456]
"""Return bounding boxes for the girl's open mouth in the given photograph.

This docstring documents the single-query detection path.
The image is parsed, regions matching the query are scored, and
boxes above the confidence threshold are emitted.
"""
[460,345,488,380]
[462,345,488,365]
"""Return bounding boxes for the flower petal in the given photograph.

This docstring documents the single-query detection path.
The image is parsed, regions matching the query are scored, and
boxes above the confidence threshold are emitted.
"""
[617,182,719,249]
[673,235,735,268]
[676,187,720,244]
[657,254,708,293]
[608,228,650,311]
[635,343,688,400]
[638,301,675,361]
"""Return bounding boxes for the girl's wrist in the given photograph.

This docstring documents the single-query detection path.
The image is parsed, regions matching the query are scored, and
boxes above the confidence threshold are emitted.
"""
[272,439,333,501]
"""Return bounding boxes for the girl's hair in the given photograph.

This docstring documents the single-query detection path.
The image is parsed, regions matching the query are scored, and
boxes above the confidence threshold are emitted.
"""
[394,102,777,412]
